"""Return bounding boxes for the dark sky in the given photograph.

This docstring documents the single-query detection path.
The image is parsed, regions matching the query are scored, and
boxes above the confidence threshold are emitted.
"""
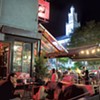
[42,0,100,38]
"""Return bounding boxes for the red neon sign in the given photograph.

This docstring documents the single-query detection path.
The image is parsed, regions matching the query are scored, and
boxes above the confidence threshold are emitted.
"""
[38,0,50,20]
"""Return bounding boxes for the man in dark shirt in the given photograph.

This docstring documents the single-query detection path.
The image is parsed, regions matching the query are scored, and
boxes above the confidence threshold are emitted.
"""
[0,73,21,100]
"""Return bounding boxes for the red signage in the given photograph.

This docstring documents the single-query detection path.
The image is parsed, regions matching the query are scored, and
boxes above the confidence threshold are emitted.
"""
[38,0,50,20]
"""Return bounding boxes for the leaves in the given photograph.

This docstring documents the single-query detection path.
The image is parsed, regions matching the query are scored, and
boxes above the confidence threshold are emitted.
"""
[57,57,69,63]
[69,20,100,48]
[34,54,48,78]
[73,62,84,69]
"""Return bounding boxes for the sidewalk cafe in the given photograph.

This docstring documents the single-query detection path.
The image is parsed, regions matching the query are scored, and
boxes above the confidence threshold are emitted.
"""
[0,24,100,100]
[14,24,100,100]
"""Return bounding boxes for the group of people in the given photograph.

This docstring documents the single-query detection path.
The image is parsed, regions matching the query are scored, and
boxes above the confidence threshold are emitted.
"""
[0,66,99,100]
[78,66,100,85]
[33,68,91,100]
[33,66,100,100]
[78,66,90,85]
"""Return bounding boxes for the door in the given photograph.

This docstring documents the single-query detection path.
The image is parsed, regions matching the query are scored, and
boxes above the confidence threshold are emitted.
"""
[0,42,10,79]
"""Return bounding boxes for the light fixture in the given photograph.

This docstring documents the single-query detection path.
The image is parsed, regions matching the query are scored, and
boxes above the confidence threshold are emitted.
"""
[97,48,100,52]
[91,49,96,54]
[80,50,84,54]
[86,50,89,55]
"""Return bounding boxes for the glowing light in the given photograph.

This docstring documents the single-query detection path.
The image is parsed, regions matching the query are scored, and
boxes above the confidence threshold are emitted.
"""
[80,50,84,54]
[97,48,100,52]
[28,56,31,60]
[14,46,17,51]
[91,49,96,54]
[86,50,89,55]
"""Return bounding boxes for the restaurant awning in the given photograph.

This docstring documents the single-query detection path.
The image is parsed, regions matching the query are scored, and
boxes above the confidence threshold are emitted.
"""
[38,24,100,61]
[38,24,68,58]
[53,44,100,61]
[67,44,100,61]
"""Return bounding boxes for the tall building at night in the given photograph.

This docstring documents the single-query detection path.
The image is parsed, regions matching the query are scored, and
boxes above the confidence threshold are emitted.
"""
[57,6,80,48]
[54,6,81,68]
[66,6,80,36]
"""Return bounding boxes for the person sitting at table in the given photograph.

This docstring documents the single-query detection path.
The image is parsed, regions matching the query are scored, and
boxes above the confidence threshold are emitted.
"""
[0,73,21,100]
[33,77,57,100]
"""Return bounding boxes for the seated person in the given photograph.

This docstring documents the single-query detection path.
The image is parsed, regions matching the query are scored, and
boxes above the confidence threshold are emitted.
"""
[0,73,21,100]
[33,81,57,100]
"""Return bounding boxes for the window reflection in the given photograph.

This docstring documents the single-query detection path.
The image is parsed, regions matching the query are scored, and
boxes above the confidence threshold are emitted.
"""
[13,42,31,73]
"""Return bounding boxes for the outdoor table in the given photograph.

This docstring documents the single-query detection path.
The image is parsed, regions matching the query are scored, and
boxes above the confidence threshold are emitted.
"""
[16,78,45,99]
[15,78,35,99]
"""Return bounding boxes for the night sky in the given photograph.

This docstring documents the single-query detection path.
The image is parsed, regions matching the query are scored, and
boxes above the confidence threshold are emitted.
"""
[42,0,100,38]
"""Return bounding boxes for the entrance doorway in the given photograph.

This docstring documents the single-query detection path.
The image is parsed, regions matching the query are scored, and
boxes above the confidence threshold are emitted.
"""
[0,42,10,79]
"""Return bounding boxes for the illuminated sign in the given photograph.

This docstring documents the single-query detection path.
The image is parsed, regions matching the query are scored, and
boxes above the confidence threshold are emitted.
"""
[38,0,50,20]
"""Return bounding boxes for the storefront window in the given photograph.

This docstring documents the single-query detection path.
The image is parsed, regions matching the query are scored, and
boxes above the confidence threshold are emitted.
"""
[13,42,31,73]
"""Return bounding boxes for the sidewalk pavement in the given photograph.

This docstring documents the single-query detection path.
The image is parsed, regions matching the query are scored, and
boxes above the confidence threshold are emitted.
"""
[88,94,100,100]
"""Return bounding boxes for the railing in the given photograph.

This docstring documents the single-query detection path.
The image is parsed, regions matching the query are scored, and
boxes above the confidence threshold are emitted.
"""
[68,91,90,100]
[68,85,99,100]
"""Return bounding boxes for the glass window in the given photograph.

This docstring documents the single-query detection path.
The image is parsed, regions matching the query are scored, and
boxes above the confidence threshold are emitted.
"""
[13,42,31,73]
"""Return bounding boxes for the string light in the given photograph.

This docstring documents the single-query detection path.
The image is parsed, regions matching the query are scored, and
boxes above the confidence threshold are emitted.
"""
[86,50,89,55]
[79,46,100,56]
[97,48,100,52]
[91,49,96,54]
[80,50,84,54]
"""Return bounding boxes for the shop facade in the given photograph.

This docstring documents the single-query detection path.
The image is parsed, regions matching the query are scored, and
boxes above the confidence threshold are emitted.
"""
[0,0,42,78]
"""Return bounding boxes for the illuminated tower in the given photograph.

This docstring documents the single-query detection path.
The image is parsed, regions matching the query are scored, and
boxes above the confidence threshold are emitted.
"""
[66,6,80,36]
[57,6,80,48]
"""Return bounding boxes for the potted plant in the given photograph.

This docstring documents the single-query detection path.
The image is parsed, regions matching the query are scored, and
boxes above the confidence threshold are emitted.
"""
[34,54,49,80]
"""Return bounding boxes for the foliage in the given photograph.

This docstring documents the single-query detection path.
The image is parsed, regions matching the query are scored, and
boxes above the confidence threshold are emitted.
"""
[58,65,67,71]
[34,54,49,79]
[69,20,100,48]
[57,57,69,63]
[73,61,100,70]
[88,61,100,65]
[56,57,69,70]
[87,61,100,69]
[72,61,84,70]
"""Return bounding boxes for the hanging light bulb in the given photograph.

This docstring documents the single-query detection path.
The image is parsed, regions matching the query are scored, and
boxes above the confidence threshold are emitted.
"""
[80,50,84,54]
[86,50,89,55]
[91,49,96,54]
[97,48,100,52]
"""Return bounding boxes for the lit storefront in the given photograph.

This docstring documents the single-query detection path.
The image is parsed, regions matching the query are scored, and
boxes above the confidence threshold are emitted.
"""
[0,0,41,78]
